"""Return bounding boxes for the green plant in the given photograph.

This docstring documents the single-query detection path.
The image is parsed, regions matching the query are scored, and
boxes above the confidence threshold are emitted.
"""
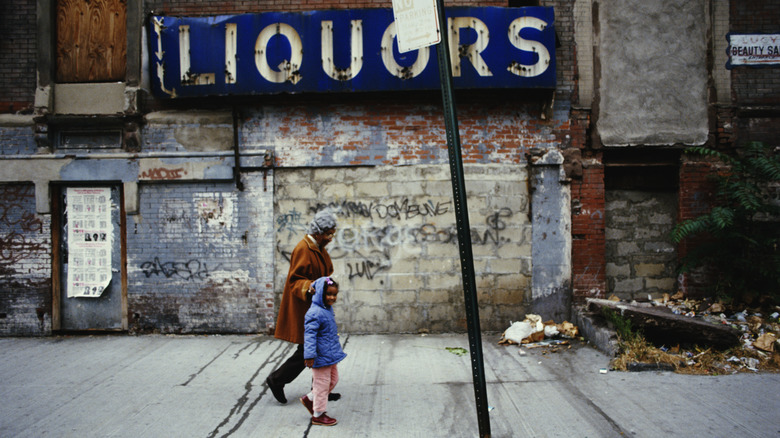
[672,141,780,304]
[601,307,639,342]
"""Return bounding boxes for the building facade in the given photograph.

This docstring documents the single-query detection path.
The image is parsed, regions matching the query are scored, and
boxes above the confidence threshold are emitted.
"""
[0,0,777,336]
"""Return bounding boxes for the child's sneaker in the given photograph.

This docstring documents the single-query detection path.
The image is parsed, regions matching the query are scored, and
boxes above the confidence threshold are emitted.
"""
[300,395,313,415]
[312,413,338,426]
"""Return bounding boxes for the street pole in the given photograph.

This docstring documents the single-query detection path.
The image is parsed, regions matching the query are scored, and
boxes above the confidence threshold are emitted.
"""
[433,1,491,436]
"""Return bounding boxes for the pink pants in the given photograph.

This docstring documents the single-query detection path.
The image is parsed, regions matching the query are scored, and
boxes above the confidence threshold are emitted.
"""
[311,364,339,413]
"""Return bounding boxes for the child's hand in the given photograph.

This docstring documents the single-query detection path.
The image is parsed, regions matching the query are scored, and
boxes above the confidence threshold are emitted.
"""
[305,359,314,368]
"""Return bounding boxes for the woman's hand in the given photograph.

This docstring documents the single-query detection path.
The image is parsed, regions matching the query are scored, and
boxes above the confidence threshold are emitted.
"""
[305,359,314,368]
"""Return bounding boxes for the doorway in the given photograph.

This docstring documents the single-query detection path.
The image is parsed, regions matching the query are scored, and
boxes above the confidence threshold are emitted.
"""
[604,148,680,300]
[53,184,126,331]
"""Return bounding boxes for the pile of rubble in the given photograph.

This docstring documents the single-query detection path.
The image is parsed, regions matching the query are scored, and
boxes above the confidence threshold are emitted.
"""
[498,314,581,353]
[498,294,780,375]
[593,293,780,374]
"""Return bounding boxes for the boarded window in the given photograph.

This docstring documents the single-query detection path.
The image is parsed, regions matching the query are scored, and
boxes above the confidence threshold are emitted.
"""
[56,0,127,83]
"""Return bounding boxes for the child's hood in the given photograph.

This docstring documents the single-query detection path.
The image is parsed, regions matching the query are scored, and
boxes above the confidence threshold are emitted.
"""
[311,276,331,309]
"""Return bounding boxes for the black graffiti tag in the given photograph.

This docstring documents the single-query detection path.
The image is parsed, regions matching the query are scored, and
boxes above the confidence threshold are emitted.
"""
[310,198,451,221]
[139,257,220,281]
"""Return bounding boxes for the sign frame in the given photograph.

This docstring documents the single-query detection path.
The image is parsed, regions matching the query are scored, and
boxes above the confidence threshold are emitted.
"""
[147,7,557,98]
[726,33,780,68]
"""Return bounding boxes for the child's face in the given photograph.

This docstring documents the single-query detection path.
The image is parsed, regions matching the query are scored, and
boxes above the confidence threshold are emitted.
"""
[324,285,339,307]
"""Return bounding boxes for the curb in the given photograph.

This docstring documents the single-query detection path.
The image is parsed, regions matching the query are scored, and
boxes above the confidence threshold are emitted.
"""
[572,305,619,357]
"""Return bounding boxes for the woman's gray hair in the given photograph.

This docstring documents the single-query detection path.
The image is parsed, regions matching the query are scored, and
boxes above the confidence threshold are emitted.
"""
[307,210,337,235]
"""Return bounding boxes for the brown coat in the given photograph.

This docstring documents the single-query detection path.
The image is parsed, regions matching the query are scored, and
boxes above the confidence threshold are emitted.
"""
[274,236,334,344]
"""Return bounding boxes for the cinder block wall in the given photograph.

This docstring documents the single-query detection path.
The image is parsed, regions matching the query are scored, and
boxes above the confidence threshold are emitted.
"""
[606,190,677,300]
[274,164,531,333]
[0,184,52,335]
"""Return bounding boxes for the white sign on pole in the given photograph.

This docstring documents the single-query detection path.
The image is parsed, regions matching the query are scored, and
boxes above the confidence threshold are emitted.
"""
[391,0,441,53]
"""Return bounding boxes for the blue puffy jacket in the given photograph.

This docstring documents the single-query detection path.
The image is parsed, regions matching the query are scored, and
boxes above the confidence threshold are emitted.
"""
[303,277,347,368]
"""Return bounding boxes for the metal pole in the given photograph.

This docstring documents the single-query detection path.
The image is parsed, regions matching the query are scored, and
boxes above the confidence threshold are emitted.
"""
[434,1,491,436]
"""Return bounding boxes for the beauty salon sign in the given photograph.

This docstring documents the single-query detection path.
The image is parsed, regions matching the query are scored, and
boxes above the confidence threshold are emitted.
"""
[727,33,780,68]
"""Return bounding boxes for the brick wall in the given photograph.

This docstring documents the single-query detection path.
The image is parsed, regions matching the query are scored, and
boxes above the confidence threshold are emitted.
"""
[0,125,38,155]
[241,93,569,168]
[731,0,780,106]
[0,184,52,335]
[0,0,579,335]
[676,157,726,298]
[146,0,507,15]
[0,0,37,114]
[571,159,605,302]
[126,176,275,333]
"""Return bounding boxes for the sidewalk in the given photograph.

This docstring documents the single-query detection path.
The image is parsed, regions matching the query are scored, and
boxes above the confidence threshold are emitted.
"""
[0,334,778,437]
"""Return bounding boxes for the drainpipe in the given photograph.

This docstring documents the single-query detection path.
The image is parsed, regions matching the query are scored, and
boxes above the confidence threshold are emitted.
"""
[232,106,244,191]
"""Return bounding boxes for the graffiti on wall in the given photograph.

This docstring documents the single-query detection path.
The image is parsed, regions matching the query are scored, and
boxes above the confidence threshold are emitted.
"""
[310,198,452,221]
[140,167,187,180]
[139,257,222,281]
[0,185,44,264]
[279,200,519,281]
[276,207,307,238]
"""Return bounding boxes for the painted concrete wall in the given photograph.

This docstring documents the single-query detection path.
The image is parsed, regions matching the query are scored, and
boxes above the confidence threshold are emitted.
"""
[274,164,532,333]
[529,150,572,322]
[597,0,709,146]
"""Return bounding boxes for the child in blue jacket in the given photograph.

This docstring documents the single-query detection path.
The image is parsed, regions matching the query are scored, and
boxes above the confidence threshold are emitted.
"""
[300,276,347,426]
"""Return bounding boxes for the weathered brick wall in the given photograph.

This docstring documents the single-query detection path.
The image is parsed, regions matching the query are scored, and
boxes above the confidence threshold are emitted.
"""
[145,0,506,15]
[0,0,579,335]
[274,164,531,333]
[126,174,275,333]
[0,0,37,114]
[0,184,52,335]
[676,158,725,298]
[675,0,780,298]
[571,159,605,302]
[731,0,780,106]
[241,94,568,168]
[730,0,780,148]
[0,123,38,155]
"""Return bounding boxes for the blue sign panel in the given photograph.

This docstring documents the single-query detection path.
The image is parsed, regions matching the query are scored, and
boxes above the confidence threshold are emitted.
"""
[148,7,555,98]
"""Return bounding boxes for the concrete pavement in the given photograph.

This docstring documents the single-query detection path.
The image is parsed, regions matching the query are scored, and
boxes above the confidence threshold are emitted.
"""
[0,333,778,438]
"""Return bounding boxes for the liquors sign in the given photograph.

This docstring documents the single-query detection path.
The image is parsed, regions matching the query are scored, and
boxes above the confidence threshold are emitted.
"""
[148,7,556,98]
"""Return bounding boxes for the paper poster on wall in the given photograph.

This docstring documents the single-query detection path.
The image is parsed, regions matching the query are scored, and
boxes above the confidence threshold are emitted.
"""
[66,188,113,298]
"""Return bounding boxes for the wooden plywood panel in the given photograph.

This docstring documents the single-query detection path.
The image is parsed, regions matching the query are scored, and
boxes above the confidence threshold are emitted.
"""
[56,0,127,83]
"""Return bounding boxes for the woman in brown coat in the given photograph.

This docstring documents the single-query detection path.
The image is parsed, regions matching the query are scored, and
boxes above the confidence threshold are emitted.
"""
[266,210,337,404]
